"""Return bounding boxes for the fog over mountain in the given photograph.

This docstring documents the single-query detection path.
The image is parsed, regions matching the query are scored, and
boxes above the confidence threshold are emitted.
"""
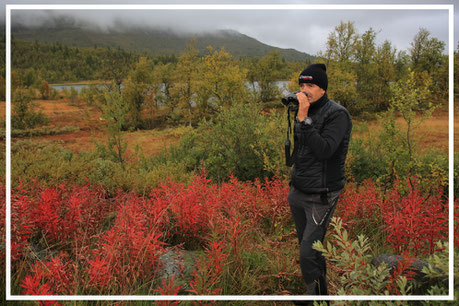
[6,2,453,56]
[11,14,314,61]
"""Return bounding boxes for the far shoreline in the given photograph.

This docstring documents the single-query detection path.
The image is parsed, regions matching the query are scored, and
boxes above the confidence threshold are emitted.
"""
[49,80,110,86]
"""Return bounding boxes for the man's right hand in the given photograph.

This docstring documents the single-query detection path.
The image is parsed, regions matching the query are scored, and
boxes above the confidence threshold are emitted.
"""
[296,91,310,122]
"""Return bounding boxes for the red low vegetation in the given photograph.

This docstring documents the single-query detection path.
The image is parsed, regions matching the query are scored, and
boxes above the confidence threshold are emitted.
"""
[0,172,450,297]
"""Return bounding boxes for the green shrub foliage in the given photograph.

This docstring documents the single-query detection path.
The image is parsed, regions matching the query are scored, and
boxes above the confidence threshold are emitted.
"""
[152,101,287,182]
[347,111,447,193]
[11,89,49,130]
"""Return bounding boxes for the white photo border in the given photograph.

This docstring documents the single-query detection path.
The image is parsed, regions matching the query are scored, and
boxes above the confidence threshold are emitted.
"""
[5,3,455,302]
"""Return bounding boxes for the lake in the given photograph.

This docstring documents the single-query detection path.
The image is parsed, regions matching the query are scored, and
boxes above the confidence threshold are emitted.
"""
[51,81,291,95]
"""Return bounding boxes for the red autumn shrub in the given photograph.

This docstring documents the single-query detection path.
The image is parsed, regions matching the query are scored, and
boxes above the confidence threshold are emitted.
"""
[10,171,448,296]
[150,173,289,243]
[455,199,459,248]
[335,179,383,233]
[87,192,166,293]
[208,212,249,270]
[168,175,217,239]
[30,183,110,244]
[382,181,448,256]
[7,174,288,295]
[20,274,54,295]
[0,183,4,272]
[64,184,111,242]
[188,240,228,295]
[253,177,290,232]
[85,255,112,292]
[385,253,418,295]
[153,275,182,305]
[151,174,219,240]
[30,252,74,295]
[31,187,61,240]
[20,274,62,306]
[10,182,35,261]
[216,175,258,219]
[335,178,448,256]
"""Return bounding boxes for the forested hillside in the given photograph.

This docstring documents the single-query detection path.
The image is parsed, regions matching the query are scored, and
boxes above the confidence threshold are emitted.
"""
[12,19,313,62]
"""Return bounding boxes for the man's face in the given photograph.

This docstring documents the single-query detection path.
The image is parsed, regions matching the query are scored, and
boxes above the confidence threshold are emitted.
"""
[299,83,325,103]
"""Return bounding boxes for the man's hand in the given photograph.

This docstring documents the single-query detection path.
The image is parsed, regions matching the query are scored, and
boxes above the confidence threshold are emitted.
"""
[296,91,310,122]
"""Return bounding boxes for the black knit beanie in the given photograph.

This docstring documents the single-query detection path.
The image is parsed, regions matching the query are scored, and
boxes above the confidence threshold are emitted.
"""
[298,63,328,91]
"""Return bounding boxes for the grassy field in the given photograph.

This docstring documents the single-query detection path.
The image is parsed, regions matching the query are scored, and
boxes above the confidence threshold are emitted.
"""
[352,108,451,154]
[0,97,454,155]
[2,98,181,159]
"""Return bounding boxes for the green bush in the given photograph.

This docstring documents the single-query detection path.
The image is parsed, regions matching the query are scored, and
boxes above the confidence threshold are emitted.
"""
[151,101,287,182]
[313,218,453,296]
[10,137,195,195]
[414,148,448,194]
[420,241,459,299]
[85,158,189,195]
[11,88,49,130]
[88,158,124,191]
[6,99,291,189]
[1,125,80,138]
[347,136,389,184]
[96,158,194,195]
[347,113,448,192]
[313,217,396,295]
[11,140,94,188]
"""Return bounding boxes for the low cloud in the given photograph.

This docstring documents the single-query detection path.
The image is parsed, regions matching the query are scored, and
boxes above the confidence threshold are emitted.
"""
[9,4,452,55]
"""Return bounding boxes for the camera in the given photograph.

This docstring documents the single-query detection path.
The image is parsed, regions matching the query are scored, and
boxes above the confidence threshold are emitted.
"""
[282,91,309,166]
[281,91,308,111]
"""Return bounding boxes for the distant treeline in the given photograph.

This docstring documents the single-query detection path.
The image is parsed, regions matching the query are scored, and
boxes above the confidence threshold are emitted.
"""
[3,21,455,127]
[6,37,305,86]
[9,38,172,84]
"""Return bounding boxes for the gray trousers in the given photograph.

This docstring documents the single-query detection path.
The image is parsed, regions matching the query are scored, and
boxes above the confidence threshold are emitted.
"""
[288,185,341,291]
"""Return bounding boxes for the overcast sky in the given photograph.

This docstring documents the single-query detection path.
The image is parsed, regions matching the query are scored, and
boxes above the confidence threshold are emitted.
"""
[3,0,457,56]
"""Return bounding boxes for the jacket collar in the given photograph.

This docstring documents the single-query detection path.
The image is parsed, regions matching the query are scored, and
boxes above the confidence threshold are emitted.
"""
[308,93,328,115]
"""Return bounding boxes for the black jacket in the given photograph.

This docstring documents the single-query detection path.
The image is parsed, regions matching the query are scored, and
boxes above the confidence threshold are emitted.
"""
[290,94,352,194]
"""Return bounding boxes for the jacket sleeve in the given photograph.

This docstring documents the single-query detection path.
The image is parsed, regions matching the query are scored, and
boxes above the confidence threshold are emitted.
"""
[295,110,349,161]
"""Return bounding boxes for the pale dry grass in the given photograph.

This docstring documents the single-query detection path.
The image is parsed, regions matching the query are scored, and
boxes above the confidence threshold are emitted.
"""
[2,98,179,157]
[353,109,451,154]
[22,127,180,159]
[0,98,101,129]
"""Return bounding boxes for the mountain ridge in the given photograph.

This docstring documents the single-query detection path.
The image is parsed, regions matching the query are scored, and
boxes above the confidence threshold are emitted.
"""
[11,20,314,62]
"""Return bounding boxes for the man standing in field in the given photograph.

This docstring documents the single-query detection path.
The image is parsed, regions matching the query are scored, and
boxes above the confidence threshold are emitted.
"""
[287,63,352,296]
